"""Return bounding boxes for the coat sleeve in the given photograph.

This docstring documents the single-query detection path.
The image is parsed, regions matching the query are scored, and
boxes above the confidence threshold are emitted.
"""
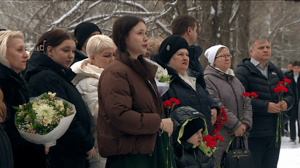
[99,69,161,135]
[76,78,98,133]
[29,73,94,155]
[204,76,241,131]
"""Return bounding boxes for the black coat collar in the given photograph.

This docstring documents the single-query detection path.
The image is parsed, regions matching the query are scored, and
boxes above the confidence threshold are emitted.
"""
[25,51,76,83]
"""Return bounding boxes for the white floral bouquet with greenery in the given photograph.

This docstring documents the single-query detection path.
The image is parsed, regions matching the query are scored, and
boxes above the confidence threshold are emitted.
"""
[144,58,172,96]
[14,92,76,147]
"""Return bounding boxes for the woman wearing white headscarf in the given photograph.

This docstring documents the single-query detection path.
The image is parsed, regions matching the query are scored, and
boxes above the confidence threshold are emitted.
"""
[203,45,253,167]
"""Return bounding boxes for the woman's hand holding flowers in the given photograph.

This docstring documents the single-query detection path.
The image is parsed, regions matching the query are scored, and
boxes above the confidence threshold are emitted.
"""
[233,124,247,137]
[211,108,217,125]
[160,118,173,137]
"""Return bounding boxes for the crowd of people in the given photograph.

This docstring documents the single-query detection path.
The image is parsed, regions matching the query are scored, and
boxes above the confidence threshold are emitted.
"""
[0,14,298,168]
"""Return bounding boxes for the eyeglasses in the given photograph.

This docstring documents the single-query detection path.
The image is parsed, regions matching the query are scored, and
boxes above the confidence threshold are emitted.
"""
[215,54,232,59]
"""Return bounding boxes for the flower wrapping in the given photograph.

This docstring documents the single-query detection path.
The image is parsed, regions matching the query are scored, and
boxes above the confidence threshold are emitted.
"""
[14,92,76,147]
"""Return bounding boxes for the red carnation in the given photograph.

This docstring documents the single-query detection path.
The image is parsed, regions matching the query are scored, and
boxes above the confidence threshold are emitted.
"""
[277,81,285,87]
[250,92,258,98]
[274,86,288,93]
[163,100,172,109]
[169,98,180,105]
[214,135,224,142]
[283,78,291,84]
[242,92,251,98]
[213,129,219,135]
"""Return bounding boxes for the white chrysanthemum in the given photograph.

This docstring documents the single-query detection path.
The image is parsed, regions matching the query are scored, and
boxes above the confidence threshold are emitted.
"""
[156,66,168,78]
[55,100,63,109]
[35,104,56,122]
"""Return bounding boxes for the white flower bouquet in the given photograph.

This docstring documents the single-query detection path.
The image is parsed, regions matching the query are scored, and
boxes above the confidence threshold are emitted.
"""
[144,58,172,96]
[155,65,172,96]
[14,92,76,147]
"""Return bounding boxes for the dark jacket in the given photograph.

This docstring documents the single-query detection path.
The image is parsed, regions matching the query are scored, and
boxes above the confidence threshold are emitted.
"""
[72,49,88,65]
[188,45,204,74]
[24,51,94,168]
[97,50,162,157]
[0,123,13,168]
[157,60,219,135]
[235,58,294,138]
[285,71,300,115]
[171,106,214,168]
[0,63,46,168]
[204,65,252,163]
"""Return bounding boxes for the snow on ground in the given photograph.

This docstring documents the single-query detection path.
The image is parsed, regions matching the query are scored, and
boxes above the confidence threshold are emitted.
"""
[278,136,300,168]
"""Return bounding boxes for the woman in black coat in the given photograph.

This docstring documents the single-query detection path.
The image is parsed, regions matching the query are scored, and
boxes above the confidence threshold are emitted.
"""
[155,35,219,135]
[0,30,47,168]
[24,29,95,168]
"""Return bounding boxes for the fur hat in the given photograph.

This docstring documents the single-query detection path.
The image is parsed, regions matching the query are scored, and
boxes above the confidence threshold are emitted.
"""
[74,22,102,50]
[157,35,189,64]
[180,118,205,142]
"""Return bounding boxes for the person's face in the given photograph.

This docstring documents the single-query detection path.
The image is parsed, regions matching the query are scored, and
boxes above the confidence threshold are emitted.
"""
[47,39,76,69]
[293,65,300,75]
[288,64,293,71]
[190,23,198,45]
[5,37,28,74]
[187,128,203,146]
[91,48,116,69]
[168,49,189,75]
[249,40,271,63]
[82,31,101,53]
[214,48,231,72]
[125,21,148,58]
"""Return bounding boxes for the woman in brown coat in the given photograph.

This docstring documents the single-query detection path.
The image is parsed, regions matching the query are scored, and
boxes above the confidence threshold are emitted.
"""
[203,45,253,166]
[97,16,174,168]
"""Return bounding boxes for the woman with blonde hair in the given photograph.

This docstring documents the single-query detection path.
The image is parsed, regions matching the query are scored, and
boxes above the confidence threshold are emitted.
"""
[0,30,47,168]
[71,34,117,168]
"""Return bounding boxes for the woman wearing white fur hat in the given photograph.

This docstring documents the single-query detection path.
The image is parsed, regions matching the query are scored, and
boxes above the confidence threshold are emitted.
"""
[203,45,253,167]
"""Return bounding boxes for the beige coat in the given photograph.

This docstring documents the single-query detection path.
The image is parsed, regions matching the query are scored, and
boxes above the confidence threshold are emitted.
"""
[204,65,253,165]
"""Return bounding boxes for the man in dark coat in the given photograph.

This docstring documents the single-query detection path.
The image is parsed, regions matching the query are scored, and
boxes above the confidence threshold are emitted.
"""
[235,36,294,168]
[171,15,219,123]
[73,22,102,65]
[285,61,300,143]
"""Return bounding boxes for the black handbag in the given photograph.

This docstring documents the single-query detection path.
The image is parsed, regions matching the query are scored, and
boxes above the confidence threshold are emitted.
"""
[221,137,254,168]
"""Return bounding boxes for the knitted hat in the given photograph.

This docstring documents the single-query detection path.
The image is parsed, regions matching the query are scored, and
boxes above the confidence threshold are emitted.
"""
[74,22,102,50]
[157,35,189,64]
[181,118,205,141]
[204,45,228,66]
[0,89,6,123]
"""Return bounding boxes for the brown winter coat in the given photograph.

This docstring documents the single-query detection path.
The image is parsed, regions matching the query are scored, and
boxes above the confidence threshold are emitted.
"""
[204,65,253,164]
[97,50,163,158]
